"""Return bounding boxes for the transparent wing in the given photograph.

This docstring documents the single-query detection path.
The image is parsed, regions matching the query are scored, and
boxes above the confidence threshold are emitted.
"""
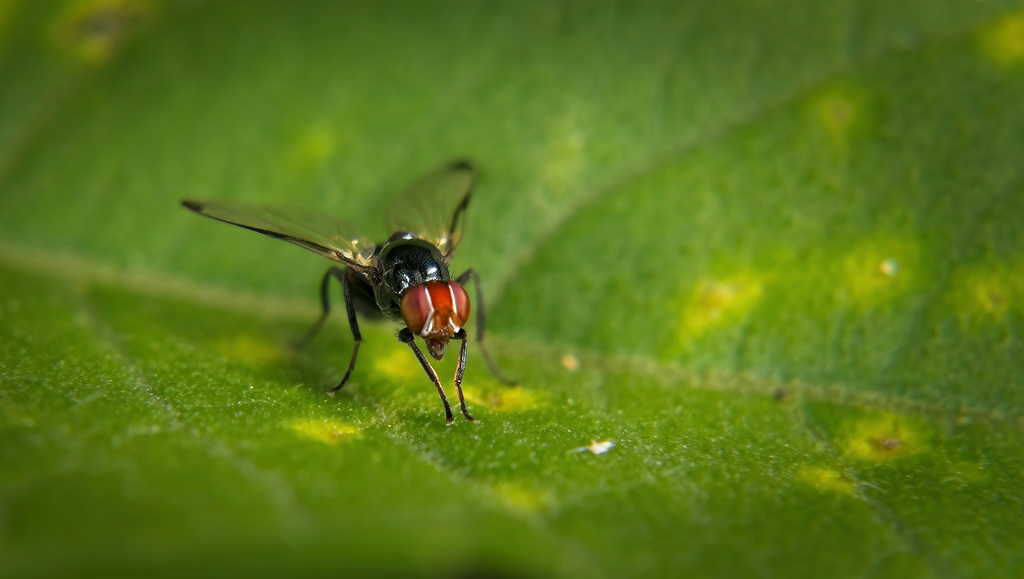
[181,200,377,272]
[385,160,475,262]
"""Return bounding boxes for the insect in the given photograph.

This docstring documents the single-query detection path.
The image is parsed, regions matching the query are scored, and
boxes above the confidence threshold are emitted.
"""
[182,160,514,424]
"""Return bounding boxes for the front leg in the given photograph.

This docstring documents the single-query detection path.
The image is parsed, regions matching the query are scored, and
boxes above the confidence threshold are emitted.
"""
[398,328,455,424]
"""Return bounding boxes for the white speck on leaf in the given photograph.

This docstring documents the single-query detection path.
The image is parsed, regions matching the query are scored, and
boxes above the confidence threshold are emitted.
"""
[571,439,615,455]
[879,258,899,276]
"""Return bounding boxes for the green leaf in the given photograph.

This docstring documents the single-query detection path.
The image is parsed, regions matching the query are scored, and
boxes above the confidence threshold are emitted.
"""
[3,1,1024,576]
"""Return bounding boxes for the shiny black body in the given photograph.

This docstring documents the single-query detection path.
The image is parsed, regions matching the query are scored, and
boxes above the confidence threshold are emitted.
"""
[365,233,451,320]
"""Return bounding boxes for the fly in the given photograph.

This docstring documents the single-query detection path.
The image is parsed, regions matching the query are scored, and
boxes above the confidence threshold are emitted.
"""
[182,160,515,424]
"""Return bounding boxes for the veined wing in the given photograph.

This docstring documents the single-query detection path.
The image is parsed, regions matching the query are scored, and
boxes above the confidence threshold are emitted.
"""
[385,160,475,262]
[181,200,377,272]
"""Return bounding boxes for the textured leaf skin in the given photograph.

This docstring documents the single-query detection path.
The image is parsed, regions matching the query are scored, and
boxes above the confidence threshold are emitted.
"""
[2,1,1024,577]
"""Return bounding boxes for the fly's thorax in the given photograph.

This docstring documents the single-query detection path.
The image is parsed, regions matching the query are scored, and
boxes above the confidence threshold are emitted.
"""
[400,280,471,360]
[373,237,450,318]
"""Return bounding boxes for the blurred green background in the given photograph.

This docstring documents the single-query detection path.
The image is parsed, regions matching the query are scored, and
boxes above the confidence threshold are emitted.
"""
[2,0,1024,577]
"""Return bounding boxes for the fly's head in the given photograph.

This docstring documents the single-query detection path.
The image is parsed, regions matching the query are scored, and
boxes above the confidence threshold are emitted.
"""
[400,280,471,360]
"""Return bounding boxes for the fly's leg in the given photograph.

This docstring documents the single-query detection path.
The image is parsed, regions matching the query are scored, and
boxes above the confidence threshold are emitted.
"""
[295,267,343,350]
[399,328,455,424]
[452,329,475,421]
[455,269,517,386]
[329,269,363,391]
[294,267,363,392]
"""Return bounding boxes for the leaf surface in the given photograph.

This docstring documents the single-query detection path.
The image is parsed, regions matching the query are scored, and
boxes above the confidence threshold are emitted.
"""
[2,1,1024,577]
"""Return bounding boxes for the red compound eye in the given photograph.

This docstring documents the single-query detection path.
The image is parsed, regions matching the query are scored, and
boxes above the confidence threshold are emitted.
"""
[400,284,430,335]
[401,281,472,337]
[449,281,471,327]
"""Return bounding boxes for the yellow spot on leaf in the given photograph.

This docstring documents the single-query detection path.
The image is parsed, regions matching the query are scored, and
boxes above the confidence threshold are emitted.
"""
[952,263,1023,319]
[969,277,1010,315]
[290,419,360,445]
[561,353,580,372]
[841,413,929,461]
[678,275,762,338]
[219,335,283,365]
[797,466,855,495]
[810,85,865,148]
[541,115,586,195]
[949,260,1024,324]
[879,258,899,277]
[373,345,418,380]
[491,482,548,513]
[980,11,1024,66]
[464,384,544,412]
[290,125,335,171]
[51,0,155,65]
[0,1,19,46]
[838,239,916,305]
